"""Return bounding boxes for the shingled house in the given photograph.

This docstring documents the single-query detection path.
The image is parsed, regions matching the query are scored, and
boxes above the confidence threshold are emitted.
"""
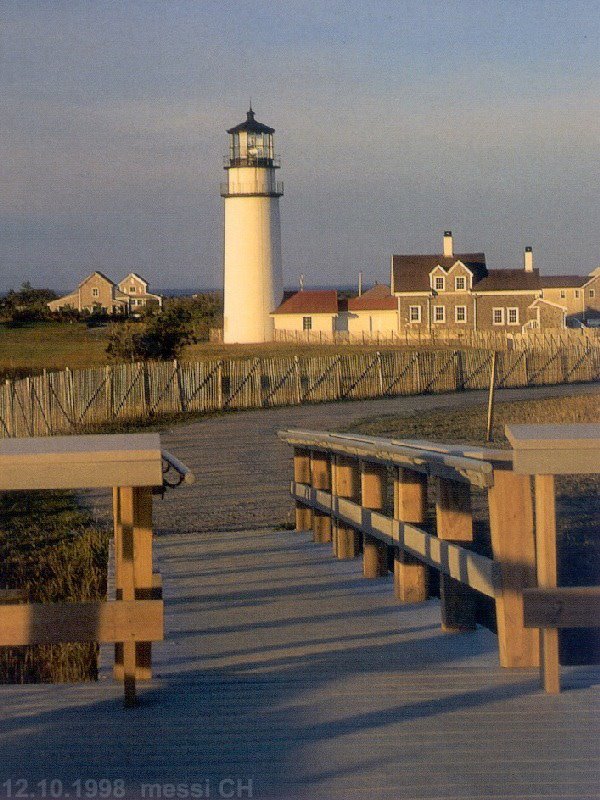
[271,232,599,336]
[48,271,162,315]
[390,233,600,331]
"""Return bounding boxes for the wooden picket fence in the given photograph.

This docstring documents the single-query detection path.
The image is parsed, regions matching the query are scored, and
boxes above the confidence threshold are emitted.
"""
[1,344,599,438]
[274,327,600,351]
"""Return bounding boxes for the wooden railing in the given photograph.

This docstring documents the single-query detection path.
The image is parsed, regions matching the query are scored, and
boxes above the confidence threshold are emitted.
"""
[0,433,193,707]
[279,424,600,693]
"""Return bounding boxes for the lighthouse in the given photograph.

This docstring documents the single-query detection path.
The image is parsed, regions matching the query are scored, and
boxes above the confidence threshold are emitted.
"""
[221,107,284,343]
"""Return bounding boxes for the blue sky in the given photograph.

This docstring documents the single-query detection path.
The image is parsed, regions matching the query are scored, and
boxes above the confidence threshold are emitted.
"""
[2,0,599,293]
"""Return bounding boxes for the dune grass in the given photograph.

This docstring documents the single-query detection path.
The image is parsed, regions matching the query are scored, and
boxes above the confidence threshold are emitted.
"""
[0,491,109,682]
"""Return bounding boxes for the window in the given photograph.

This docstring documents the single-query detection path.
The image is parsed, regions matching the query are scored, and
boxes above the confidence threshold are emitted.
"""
[575,290,580,298]
[302,316,312,330]
[492,308,505,325]
[560,290,566,299]
[590,289,596,298]
[92,288,99,297]
[455,276,466,291]
[409,305,421,323]
[507,307,519,325]
[455,305,467,323]
[129,286,136,293]
[433,305,445,323]
[434,276,445,291]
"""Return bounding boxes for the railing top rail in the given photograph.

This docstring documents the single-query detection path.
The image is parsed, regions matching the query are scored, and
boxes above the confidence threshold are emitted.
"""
[278,429,511,486]
[161,449,196,486]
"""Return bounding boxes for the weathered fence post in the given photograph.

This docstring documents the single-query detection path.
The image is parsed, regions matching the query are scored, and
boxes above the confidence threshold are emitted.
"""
[393,467,429,602]
[332,455,361,559]
[311,451,332,543]
[294,355,302,405]
[487,470,540,668]
[435,478,477,631]
[293,448,312,532]
[360,461,388,577]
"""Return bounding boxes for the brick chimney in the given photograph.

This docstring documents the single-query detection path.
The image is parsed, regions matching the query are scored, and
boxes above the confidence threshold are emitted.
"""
[443,231,453,258]
[524,246,533,273]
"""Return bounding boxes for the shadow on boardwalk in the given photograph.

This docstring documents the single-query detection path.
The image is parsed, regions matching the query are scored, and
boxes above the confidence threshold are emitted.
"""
[4,528,599,800]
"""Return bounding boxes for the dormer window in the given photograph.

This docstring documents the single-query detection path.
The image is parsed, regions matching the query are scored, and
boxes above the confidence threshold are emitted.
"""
[434,276,445,292]
[455,276,466,291]
[129,287,136,293]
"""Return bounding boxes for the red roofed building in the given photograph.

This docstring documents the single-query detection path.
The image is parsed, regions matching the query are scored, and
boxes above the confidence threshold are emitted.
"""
[271,290,343,333]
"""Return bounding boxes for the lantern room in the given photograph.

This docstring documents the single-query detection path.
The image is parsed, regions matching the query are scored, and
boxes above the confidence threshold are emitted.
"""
[225,107,278,168]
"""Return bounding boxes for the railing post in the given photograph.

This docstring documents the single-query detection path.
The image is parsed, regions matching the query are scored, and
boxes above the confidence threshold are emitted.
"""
[113,487,124,682]
[435,478,477,631]
[361,462,388,578]
[293,447,313,531]
[311,451,332,542]
[115,486,137,707]
[393,468,429,602]
[534,474,560,691]
[113,484,155,706]
[488,470,540,668]
[332,455,361,559]
[132,485,154,681]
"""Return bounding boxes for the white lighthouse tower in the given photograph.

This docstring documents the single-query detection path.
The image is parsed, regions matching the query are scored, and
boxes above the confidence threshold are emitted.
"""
[221,107,284,343]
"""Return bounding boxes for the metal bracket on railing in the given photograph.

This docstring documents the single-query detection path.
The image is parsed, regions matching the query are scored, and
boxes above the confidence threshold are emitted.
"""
[161,450,195,490]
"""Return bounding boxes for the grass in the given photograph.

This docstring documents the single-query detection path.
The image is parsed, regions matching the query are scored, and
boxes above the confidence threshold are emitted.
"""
[0,320,456,381]
[0,491,109,682]
[0,321,110,379]
[339,392,600,663]
[338,393,599,444]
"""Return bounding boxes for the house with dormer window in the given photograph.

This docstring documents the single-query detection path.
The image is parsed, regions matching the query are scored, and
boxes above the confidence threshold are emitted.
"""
[391,232,574,332]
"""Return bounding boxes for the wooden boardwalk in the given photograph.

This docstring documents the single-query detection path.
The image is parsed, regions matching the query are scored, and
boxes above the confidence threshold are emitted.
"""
[1,385,599,799]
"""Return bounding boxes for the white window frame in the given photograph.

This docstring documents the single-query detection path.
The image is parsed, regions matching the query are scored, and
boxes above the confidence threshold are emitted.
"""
[455,305,467,323]
[455,276,466,291]
[409,305,421,323]
[507,307,519,325]
[129,286,136,293]
[92,288,99,298]
[560,290,566,299]
[434,276,445,292]
[492,307,505,325]
[302,316,312,331]
[433,305,445,323]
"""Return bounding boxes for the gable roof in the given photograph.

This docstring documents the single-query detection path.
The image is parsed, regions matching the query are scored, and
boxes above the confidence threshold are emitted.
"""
[120,272,148,285]
[475,269,541,292]
[348,284,397,311]
[272,290,338,315]
[78,271,114,289]
[540,275,588,289]
[392,253,487,292]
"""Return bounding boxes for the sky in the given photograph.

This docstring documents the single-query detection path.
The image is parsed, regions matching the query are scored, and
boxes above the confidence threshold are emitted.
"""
[2,0,599,294]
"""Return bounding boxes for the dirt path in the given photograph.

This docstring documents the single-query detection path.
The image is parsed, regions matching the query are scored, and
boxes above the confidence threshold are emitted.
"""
[154,382,599,534]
